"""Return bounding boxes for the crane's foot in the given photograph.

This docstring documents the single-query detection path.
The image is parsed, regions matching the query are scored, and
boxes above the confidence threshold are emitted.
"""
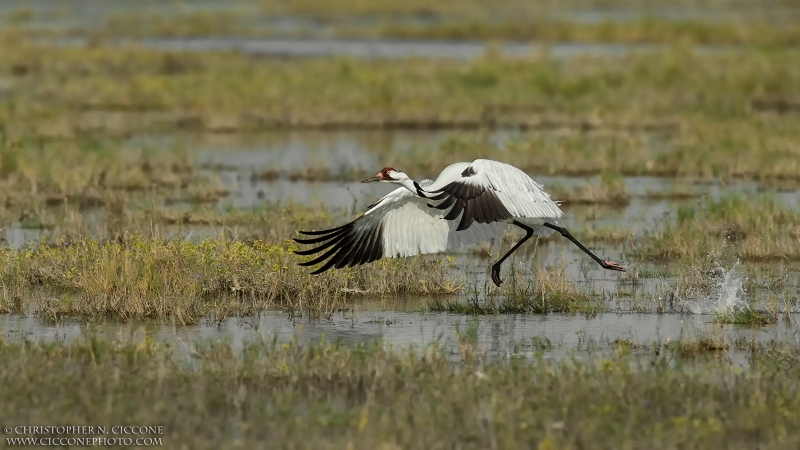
[601,260,626,271]
[491,265,503,286]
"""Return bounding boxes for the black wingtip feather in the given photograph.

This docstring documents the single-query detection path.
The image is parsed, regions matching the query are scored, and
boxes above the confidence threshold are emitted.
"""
[294,218,385,274]
[434,181,514,230]
[298,223,348,236]
[292,228,347,244]
[294,243,335,256]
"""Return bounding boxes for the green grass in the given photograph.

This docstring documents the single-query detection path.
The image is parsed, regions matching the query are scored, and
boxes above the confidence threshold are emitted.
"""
[1,35,799,183]
[641,193,800,261]
[429,263,603,315]
[714,306,773,325]
[548,172,631,206]
[2,7,800,447]
[2,334,800,449]
[367,19,800,45]
[87,14,800,47]
[0,237,461,323]
[0,135,205,214]
[665,330,728,357]
[39,1,800,47]
[0,33,797,321]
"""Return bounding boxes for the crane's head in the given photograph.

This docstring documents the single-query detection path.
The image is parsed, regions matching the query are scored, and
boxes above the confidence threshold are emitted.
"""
[361,167,407,183]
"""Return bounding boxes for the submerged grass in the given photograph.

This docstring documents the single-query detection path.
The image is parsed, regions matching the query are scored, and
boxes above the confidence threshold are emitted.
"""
[2,334,800,449]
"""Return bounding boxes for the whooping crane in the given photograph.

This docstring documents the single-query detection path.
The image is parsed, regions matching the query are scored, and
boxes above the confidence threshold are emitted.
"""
[293,159,625,286]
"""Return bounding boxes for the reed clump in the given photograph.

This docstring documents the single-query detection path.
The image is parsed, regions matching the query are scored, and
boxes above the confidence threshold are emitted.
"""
[667,330,728,358]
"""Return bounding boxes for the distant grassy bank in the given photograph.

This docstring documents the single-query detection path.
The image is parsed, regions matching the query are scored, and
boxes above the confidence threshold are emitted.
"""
[1,35,798,183]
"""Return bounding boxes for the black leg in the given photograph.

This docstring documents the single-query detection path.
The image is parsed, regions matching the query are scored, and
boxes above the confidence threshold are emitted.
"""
[542,222,625,272]
[491,221,535,286]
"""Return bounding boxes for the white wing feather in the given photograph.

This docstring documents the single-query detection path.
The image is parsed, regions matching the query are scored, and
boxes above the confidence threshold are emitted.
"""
[365,184,506,258]
[469,159,563,220]
[423,159,563,235]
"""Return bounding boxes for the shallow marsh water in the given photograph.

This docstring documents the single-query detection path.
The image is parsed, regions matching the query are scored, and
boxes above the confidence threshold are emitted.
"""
[3,129,800,365]
[6,128,800,278]
[10,128,798,247]
[3,306,799,369]
[132,37,658,60]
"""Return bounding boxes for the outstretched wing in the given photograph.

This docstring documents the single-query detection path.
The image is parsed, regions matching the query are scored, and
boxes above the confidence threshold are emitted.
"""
[293,186,505,274]
[425,159,563,231]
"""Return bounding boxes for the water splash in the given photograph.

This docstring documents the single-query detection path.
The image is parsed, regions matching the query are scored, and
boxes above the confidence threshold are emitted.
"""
[685,260,747,315]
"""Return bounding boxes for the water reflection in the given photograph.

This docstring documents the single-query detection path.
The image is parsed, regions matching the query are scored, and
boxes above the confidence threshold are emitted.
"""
[3,310,798,367]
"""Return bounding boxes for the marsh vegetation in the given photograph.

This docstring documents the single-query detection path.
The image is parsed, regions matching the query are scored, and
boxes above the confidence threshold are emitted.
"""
[2,1,800,447]
[3,334,800,449]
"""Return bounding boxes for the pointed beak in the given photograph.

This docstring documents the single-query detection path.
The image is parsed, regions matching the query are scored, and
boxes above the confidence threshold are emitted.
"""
[361,175,382,183]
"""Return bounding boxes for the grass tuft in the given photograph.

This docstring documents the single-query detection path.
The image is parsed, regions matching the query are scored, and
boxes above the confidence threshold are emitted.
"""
[428,262,602,315]
[0,237,461,323]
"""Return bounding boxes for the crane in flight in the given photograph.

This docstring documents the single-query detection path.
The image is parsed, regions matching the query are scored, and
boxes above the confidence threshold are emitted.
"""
[293,159,624,286]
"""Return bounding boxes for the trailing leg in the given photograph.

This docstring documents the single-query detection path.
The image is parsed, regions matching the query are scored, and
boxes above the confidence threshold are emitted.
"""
[491,221,535,286]
[542,222,625,272]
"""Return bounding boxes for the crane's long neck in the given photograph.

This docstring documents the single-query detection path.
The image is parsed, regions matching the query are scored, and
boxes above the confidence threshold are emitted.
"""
[397,178,428,198]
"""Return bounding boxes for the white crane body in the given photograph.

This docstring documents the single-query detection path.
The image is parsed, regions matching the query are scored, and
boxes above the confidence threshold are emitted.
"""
[294,159,624,285]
